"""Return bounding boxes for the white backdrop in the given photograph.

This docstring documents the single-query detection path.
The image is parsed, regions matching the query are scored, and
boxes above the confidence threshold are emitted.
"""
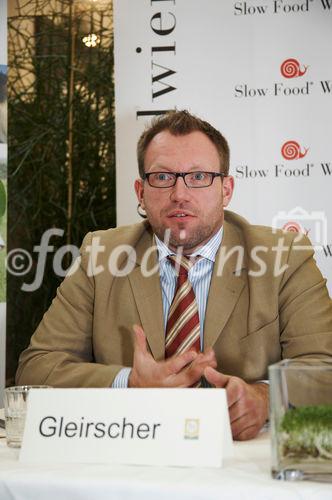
[114,0,332,294]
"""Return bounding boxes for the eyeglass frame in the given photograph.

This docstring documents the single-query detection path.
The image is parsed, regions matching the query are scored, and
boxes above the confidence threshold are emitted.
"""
[142,171,226,188]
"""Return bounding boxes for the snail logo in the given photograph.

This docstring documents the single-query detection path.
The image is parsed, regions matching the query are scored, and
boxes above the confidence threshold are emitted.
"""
[273,207,327,247]
[282,221,310,237]
[283,221,301,233]
[281,141,308,160]
[280,58,308,79]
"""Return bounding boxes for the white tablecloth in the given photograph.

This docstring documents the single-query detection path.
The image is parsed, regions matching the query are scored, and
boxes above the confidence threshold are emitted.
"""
[0,429,331,500]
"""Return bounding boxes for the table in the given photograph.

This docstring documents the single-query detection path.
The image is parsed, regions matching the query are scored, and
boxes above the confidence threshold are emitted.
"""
[0,429,331,500]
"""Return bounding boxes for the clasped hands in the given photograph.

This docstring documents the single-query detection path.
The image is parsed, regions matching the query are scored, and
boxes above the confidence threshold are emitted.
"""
[128,325,269,440]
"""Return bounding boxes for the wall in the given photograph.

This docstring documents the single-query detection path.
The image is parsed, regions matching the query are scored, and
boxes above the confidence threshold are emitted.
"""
[114,0,332,294]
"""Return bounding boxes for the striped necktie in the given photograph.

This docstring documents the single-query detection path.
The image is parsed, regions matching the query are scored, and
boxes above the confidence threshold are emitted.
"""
[165,255,201,358]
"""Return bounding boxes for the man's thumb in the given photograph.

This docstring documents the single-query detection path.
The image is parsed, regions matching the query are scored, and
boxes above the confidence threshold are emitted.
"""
[133,324,148,355]
[204,367,231,388]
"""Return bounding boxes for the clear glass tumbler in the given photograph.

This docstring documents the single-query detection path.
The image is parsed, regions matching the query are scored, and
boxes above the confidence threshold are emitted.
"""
[4,385,50,448]
[269,359,332,482]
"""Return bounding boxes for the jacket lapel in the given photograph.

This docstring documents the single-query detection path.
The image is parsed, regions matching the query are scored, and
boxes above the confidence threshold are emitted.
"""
[203,220,247,350]
[128,227,165,361]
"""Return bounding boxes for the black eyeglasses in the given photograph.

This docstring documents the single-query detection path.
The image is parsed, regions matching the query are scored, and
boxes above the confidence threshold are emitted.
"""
[143,171,225,188]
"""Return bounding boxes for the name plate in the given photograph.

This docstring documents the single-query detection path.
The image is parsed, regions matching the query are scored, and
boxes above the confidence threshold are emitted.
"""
[20,388,233,467]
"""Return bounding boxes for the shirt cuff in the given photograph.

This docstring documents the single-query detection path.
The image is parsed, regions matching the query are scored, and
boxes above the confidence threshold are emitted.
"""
[111,367,132,388]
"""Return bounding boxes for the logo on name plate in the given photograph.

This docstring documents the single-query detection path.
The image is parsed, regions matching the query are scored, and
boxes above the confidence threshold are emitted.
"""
[184,419,200,440]
[281,140,308,160]
[280,58,308,78]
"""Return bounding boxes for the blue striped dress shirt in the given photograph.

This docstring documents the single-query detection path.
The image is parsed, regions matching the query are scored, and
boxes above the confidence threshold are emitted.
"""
[112,228,223,388]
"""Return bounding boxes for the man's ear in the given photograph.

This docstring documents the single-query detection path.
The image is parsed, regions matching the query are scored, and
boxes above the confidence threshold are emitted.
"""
[222,175,234,208]
[134,178,145,209]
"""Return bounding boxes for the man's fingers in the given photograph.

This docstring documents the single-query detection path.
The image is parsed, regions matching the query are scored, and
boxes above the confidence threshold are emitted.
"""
[166,350,198,374]
[232,421,259,441]
[226,381,269,440]
[186,350,217,382]
[201,348,217,367]
[133,324,148,355]
[129,325,152,388]
[204,367,231,388]
[201,369,268,441]
[166,348,216,377]
[230,404,264,440]
[225,377,244,407]
[228,401,251,424]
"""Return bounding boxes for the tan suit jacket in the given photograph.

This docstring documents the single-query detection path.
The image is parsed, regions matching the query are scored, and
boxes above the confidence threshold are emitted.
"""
[16,211,332,387]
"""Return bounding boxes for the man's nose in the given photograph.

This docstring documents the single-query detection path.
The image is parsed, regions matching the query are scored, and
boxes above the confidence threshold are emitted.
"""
[169,176,191,202]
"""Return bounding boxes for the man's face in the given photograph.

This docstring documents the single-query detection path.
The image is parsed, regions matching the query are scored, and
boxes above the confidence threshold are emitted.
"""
[135,130,234,252]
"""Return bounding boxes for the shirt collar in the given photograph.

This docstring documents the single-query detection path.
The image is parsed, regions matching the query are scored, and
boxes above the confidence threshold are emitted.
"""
[155,227,223,264]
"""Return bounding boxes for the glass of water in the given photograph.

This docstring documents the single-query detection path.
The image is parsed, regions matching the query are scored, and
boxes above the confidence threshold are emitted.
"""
[4,385,50,448]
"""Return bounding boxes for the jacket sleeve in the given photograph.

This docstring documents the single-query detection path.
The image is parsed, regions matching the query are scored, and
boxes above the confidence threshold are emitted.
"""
[15,232,125,388]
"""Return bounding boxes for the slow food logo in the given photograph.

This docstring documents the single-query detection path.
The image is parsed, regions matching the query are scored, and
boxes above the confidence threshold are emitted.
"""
[281,141,308,160]
[280,58,308,78]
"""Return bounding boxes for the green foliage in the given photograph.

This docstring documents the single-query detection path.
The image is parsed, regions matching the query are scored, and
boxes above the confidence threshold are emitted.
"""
[7,0,115,383]
[279,406,332,460]
[281,405,332,432]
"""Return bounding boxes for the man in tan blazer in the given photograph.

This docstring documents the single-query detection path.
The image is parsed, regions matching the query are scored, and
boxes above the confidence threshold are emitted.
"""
[16,111,332,440]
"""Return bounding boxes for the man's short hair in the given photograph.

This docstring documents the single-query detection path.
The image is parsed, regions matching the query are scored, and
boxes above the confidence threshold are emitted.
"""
[137,110,230,178]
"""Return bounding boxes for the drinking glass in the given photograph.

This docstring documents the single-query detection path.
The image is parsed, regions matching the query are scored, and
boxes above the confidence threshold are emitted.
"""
[4,385,50,448]
[269,359,332,482]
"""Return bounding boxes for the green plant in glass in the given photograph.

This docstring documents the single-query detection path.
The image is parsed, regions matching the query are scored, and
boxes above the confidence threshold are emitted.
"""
[270,359,332,482]
[279,406,332,461]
